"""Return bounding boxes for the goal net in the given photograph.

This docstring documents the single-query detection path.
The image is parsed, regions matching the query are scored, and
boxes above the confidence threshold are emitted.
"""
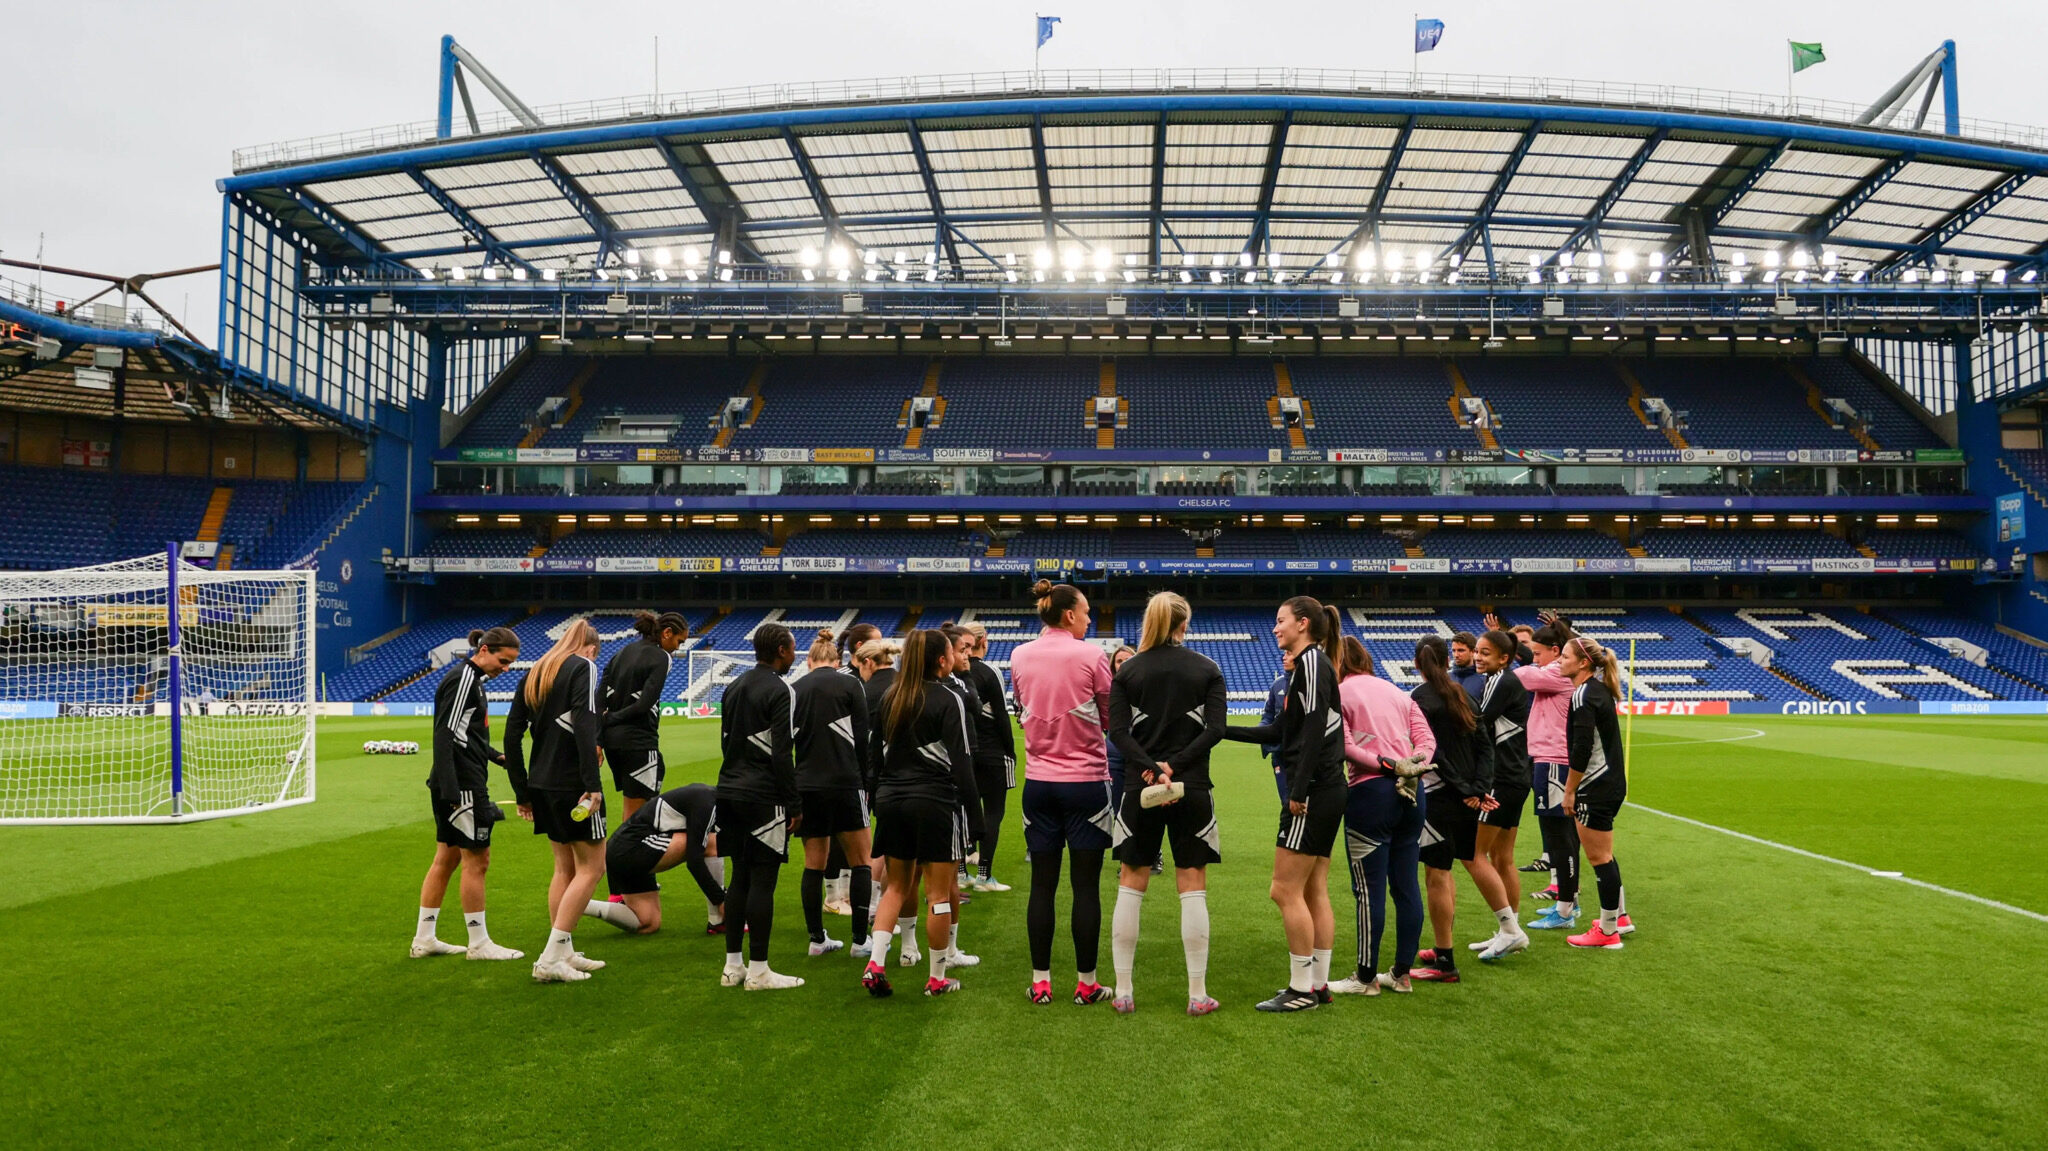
[681,649,801,710]
[0,550,317,824]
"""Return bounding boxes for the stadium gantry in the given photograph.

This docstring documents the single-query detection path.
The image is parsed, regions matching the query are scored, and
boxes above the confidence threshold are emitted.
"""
[6,41,2048,713]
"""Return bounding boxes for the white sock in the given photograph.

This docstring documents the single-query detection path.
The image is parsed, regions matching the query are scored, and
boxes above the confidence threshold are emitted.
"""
[542,928,574,963]
[1078,969,1098,987]
[898,916,919,950]
[586,899,641,931]
[1032,968,1051,985]
[747,958,768,978]
[929,944,949,981]
[1619,886,1628,916]
[414,906,441,942]
[1179,890,1209,1000]
[1310,948,1332,989]
[947,923,962,955]
[1495,906,1518,934]
[1600,907,1619,934]
[869,928,894,966]
[1288,953,1315,993]
[1556,901,1577,918]
[464,911,491,948]
[1111,885,1144,998]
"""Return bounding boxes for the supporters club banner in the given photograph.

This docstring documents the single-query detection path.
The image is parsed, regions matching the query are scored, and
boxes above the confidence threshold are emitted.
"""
[419,554,1985,576]
[441,444,1959,466]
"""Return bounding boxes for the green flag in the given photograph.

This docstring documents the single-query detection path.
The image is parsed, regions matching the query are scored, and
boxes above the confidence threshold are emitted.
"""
[1790,41,1826,72]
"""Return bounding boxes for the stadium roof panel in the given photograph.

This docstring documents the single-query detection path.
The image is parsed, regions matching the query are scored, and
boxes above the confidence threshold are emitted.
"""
[223,75,2048,279]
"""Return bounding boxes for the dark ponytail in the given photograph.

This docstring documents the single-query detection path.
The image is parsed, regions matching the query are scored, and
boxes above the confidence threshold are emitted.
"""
[470,626,520,653]
[1338,635,1373,679]
[1032,579,1085,628]
[631,610,689,642]
[1414,635,1475,731]
[881,629,947,741]
[1281,595,1340,666]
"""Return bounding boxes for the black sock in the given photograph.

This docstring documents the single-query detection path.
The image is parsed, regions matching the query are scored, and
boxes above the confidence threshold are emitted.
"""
[1068,847,1105,975]
[849,866,872,945]
[745,861,779,962]
[1594,858,1623,917]
[800,867,826,943]
[1027,849,1063,971]
[980,788,1005,879]
[723,861,752,963]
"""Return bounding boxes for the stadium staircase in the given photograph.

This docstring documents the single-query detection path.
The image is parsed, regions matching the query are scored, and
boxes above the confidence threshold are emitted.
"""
[1269,362,1312,449]
[1855,542,1880,559]
[1618,363,1689,449]
[1791,363,1882,452]
[1092,361,1126,449]
[523,361,597,449]
[1404,541,1427,559]
[714,365,768,449]
[1768,664,1833,700]
[1625,543,1649,559]
[900,361,946,449]
[983,538,1005,557]
[1997,458,2046,509]
[691,607,729,638]
[1444,362,1498,450]
[1673,606,1719,635]
[897,607,922,633]
[295,485,379,565]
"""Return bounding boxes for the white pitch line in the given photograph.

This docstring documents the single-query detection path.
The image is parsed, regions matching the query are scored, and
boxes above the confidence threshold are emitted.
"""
[1627,801,2048,925]
[1629,726,1768,748]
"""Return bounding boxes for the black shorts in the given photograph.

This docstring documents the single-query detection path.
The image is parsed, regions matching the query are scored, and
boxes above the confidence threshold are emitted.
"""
[1419,789,1481,869]
[1532,762,1571,818]
[973,759,1013,800]
[1021,778,1117,854]
[1481,768,1531,829]
[606,745,665,800]
[717,796,792,864]
[1276,787,1344,858]
[800,788,870,839]
[606,828,670,896]
[1574,796,1625,833]
[431,788,500,850]
[1113,786,1220,869]
[873,795,961,864]
[530,788,607,844]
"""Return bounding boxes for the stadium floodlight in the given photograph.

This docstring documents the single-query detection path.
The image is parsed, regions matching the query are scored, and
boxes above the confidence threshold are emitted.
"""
[1821,268,1836,282]
[1267,251,1282,269]
[1726,269,1744,284]
[418,267,435,280]
[1612,271,1626,284]
[799,247,820,267]
[717,267,732,281]
[1583,270,1600,284]
[1179,270,1193,284]
[1005,269,1019,282]
[1004,252,1018,266]
[1208,270,1223,284]
[1182,253,1198,268]
[864,268,880,282]
[682,246,701,266]
[1763,250,1781,268]
[482,266,498,281]
[622,268,638,281]
[1125,253,1140,266]
[1237,251,1253,268]
[1244,271,1259,283]
[1647,269,1663,283]
[1356,250,1377,270]
[1558,251,1574,268]
[1061,246,1083,270]
[541,268,556,281]
[1446,270,1461,284]
[828,245,850,268]
[1330,271,1345,284]
[1648,251,1665,268]
[717,249,732,265]
[683,269,698,281]
[927,269,939,283]
[2023,268,2039,283]
[1034,247,1054,269]
[1960,269,1978,284]
[1762,269,1779,283]
[1902,268,1921,283]
[1930,268,1948,283]
[1386,271,1400,284]
[653,247,672,266]
[1526,270,1541,284]
[1034,269,1047,282]
[1093,247,1113,270]
[652,268,668,282]
[1586,252,1603,269]
[1325,252,1345,268]
[801,268,816,281]
[1820,250,1838,267]
[1360,271,1376,283]
[594,267,608,281]
[894,268,908,282]
[1122,269,1136,283]
[1614,251,1635,271]
[1852,268,1868,282]
[624,248,641,265]
[1794,270,1808,283]
[512,267,527,281]
[1992,268,2008,284]
[450,265,467,281]
[1447,252,1461,268]
[1790,249,1810,268]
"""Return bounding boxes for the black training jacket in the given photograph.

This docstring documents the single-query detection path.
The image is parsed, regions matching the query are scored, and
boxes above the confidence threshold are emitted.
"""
[428,657,501,798]
[504,656,602,799]
[1224,644,1345,804]
[598,637,672,751]
[1568,679,1628,804]
[964,657,1018,777]
[1475,667,1532,796]
[717,664,799,805]
[862,666,897,791]
[1412,680,1491,798]
[1107,643,1228,791]
[874,682,983,839]
[793,665,871,792]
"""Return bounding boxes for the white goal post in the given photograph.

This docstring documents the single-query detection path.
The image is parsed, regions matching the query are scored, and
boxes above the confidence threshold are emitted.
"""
[0,547,317,824]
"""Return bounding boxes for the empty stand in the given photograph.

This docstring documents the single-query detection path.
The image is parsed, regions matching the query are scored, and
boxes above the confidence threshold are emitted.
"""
[1458,358,1668,448]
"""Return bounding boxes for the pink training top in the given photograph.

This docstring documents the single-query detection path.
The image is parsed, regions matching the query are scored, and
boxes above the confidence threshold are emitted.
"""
[1517,661,1573,765]
[1338,673,1436,784]
[1009,626,1114,782]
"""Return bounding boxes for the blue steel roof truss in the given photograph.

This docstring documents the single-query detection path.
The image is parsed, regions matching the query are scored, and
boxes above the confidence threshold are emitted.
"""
[407,168,538,274]
[1556,128,1667,260]
[528,151,616,267]
[1879,168,2030,273]
[1444,121,1543,274]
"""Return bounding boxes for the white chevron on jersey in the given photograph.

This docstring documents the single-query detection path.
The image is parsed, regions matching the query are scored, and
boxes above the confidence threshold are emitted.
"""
[1129,706,1149,728]
[652,796,688,832]
[830,715,856,746]
[1493,716,1524,745]
[555,711,576,733]
[747,728,776,756]
[750,807,789,854]
[917,740,951,766]
[1197,813,1221,853]
[1185,705,1206,726]
[1419,820,1445,848]
[1069,699,1101,724]
[1111,808,1132,848]
[1324,710,1344,736]
[630,751,661,791]
[1088,791,1117,837]
[1345,827,1383,865]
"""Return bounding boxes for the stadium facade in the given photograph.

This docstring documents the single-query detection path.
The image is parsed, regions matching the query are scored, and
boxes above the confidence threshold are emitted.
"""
[8,57,2048,712]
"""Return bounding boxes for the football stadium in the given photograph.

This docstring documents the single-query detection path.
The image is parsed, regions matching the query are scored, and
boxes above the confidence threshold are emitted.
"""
[5,13,2048,1146]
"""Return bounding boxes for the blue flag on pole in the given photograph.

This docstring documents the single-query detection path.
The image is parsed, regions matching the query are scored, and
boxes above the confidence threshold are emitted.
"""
[1415,18,1445,52]
[1037,15,1061,49]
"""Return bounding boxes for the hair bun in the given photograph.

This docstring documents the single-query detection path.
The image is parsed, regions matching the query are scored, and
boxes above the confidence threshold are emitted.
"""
[817,627,835,641]
[1031,578,1054,598]
[468,629,485,646]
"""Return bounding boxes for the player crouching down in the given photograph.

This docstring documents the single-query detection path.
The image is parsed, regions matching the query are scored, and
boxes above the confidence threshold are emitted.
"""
[583,783,728,935]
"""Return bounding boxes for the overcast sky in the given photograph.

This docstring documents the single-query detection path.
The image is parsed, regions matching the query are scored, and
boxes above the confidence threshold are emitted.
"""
[5,1,2042,339]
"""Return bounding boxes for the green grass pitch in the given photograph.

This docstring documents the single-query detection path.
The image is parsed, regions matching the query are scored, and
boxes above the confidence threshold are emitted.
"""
[4,714,2045,1148]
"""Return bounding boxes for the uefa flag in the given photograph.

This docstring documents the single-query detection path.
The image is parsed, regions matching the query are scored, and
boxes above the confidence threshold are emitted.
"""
[1415,18,1446,53]
[1037,15,1061,49]
[1790,41,1825,72]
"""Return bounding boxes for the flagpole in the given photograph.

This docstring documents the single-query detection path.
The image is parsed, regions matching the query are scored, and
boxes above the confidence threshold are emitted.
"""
[1412,12,1418,87]
[1786,40,1794,116]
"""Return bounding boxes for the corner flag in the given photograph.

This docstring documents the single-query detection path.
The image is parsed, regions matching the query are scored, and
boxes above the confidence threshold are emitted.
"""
[1790,41,1825,72]
[1415,18,1446,53]
[1037,16,1061,49]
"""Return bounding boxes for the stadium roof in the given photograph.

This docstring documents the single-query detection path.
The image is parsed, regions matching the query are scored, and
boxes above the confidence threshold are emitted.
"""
[223,68,2048,284]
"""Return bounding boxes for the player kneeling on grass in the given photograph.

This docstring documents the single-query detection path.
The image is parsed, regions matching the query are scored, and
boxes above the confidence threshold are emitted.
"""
[863,630,984,998]
[1559,637,1634,950]
[413,627,525,961]
[505,619,610,983]
[1105,592,1228,1016]
[599,610,689,820]
[583,782,725,935]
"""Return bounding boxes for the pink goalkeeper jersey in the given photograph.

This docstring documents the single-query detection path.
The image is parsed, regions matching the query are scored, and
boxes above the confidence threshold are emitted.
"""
[1009,627,1113,783]
[1338,673,1437,784]
[1517,661,1573,765]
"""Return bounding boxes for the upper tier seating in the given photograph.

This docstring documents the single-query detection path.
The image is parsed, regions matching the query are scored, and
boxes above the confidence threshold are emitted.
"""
[1416,529,1629,558]
[1631,360,1858,450]
[1640,529,1860,559]
[1286,359,1473,448]
[1115,359,1287,450]
[543,530,768,558]
[1802,357,1945,449]
[453,356,580,448]
[1458,358,1667,448]
[924,357,1097,449]
[1861,530,1978,558]
[733,358,925,448]
[535,358,756,448]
